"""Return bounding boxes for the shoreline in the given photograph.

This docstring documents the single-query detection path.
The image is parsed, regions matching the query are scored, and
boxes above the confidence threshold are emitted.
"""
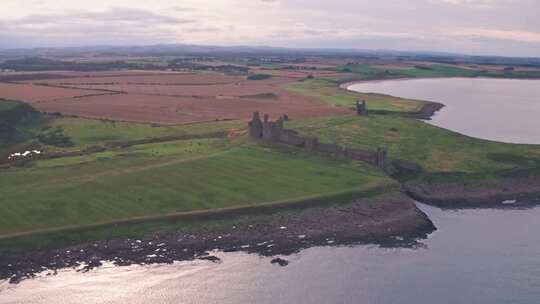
[0,192,435,284]
[369,101,444,120]
[340,77,540,209]
[340,78,445,120]
[404,176,540,209]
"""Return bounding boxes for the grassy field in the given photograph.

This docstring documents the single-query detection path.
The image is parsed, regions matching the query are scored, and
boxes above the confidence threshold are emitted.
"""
[285,78,425,112]
[40,117,243,148]
[0,183,394,251]
[35,137,229,168]
[0,112,388,240]
[0,137,390,236]
[288,115,540,175]
[0,115,243,157]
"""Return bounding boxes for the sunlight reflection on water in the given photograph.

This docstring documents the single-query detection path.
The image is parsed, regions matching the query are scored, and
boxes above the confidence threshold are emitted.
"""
[2,203,540,304]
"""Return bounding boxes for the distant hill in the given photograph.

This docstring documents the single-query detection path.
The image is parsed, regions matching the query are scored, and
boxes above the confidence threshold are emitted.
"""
[1,44,540,67]
[0,57,146,71]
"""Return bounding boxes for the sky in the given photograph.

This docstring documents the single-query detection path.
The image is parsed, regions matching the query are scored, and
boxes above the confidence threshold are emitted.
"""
[0,0,539,57]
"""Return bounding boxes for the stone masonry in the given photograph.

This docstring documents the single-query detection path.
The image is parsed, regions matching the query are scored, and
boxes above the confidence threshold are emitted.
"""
[248,112,390,172]
[248,111,263,138]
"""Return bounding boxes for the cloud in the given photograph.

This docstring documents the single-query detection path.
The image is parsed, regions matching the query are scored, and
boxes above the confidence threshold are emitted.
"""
[450,28,540,43]
[0,0,538,57]
[184,26,222,33]
[6,7,193,28]
[428,0,512,7]
[0,7,197,47]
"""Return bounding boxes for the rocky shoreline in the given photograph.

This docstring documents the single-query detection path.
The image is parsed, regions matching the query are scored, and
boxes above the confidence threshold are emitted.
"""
[0,192,435,284]
[404,176,540,208]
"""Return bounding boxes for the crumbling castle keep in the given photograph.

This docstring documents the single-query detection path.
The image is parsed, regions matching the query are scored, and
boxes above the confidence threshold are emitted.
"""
[248,112,389,172]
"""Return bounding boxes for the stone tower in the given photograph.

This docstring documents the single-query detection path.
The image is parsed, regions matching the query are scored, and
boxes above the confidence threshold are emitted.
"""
[356,100,368,116]
[248,112,263,138]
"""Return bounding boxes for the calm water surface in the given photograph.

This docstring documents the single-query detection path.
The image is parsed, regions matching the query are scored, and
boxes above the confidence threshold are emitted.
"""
[2,203,540,304]
[348,78,540,144]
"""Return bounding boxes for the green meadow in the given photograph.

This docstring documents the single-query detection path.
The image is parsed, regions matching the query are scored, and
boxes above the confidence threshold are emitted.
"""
[42,117,243,148]
[0,125,390,237]
[285,78,425,112]
[288,115,540,178]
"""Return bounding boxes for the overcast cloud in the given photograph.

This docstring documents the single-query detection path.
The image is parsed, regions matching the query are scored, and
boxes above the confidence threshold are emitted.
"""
[0,0,538,56]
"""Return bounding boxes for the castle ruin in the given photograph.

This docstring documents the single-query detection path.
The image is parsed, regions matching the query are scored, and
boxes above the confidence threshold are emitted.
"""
[248,112,390,172]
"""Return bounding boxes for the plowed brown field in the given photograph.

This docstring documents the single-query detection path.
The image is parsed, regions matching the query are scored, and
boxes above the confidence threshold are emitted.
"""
[0,83,108,102]
[253,69,352,79]
[33,89,349,124]
[36,73,242,86]
[60,80,284,97]
[5,72,351,124]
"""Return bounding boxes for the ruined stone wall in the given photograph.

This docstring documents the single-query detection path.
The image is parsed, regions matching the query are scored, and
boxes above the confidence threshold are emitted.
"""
[345,148,377,163]
[262,114,283,142]
[248,112,389,171]
[248,112,263,138]
[317,143,344,155]
[279,129,305,147]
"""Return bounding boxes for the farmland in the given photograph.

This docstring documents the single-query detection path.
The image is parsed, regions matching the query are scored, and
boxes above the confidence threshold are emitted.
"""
[0,83,105,102]
[27,72,242,85]
[0,71,351,124]
[3,56,539,127]
[42,117,243,147]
